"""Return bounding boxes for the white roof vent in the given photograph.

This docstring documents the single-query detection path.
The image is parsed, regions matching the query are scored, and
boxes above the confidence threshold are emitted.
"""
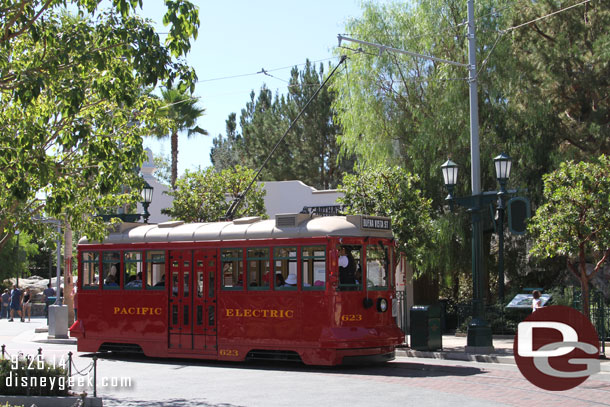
[275,213,312,228]
[233,216,261,225]
[158,221,185,228]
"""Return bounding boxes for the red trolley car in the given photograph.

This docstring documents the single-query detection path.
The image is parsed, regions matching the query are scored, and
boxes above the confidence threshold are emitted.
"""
[70,213,404,365]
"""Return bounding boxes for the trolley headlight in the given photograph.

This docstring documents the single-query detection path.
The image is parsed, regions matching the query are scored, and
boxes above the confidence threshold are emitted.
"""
[377,298,388,313]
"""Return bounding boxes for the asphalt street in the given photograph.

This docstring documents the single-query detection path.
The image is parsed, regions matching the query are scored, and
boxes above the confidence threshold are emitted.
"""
[2,317,610,407]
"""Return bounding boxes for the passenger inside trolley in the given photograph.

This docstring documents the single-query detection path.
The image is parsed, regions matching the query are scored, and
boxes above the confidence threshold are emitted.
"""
[275,273,285,287]
[338,246,356,285]
[154,274,165,287]
[284,274,297,286]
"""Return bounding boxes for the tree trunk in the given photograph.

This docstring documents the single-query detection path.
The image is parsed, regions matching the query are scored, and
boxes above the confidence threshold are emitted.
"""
[64,222,75,325]
[171,130,179,189]
[579,245,590,320]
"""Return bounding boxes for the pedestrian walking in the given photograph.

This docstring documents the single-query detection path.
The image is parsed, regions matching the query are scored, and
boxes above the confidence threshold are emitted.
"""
[9,285,24,322]
[1,289,10,319]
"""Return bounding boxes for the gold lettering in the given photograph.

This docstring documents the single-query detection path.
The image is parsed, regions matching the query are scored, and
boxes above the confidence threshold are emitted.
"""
[110,306,164,316]
[223,308,296,318]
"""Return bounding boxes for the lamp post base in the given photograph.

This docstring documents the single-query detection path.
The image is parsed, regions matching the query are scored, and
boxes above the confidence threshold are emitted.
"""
[466,318,494,352]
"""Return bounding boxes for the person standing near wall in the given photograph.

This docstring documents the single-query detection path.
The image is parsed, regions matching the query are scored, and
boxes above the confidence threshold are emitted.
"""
[532,290,542,312]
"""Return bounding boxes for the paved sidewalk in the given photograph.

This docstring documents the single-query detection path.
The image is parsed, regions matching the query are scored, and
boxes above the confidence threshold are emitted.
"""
[397,334,515,364]
[397,334,610,371]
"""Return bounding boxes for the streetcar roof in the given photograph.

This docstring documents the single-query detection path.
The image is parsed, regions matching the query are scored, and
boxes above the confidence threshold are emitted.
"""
[79,214,393,245]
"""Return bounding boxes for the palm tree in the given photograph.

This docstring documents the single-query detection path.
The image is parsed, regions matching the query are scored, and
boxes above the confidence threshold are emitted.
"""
[155,85,208,188]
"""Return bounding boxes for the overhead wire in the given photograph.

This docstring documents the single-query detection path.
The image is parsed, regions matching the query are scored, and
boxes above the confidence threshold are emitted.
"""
[499,0,593,34]
[196,57,338,84]
[156,0,592,105]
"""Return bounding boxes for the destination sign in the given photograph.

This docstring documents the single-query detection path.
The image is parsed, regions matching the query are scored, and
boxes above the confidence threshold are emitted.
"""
[361,216,391,230]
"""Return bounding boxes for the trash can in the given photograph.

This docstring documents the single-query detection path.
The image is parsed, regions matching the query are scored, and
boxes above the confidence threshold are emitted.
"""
[410,305,442,351]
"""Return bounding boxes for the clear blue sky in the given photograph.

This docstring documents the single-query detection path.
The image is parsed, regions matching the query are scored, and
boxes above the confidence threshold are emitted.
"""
[137,1,364,176]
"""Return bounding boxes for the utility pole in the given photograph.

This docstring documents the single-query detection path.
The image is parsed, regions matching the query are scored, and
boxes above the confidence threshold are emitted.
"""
[338,0,494,352]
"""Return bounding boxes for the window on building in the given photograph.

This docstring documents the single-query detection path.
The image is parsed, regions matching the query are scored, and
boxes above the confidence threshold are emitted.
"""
[221,249,243,290]
[273,247,297,291]
[81,252,99,289]
[124,251,143,290]
[366,244,389,290]
[102,251,121,289]
[302,246,326,290]
[247,248,270,290]
[146,251,166,289]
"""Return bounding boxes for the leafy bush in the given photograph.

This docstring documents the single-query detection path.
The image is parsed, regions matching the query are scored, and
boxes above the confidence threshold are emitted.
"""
[0,356,69,396]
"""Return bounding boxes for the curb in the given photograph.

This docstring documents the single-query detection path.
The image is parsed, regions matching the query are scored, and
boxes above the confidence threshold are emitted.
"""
[0,395,103,407]
[396,348,610,372]
[396,348,515,364]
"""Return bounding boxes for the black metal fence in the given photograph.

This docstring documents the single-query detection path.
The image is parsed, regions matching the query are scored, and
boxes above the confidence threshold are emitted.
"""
[0,345,98,398]
[449,288,609,341]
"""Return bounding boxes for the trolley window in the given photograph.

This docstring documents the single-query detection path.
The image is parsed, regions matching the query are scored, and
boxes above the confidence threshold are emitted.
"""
[247,248,270,291]
[338,245,362,291]
[124,251,143,290]
[221,249,243,291]
[273,247,297,291]
[81,252,99,290]
[146,251,166,289]
[366,244,389,290]
[102,251,120,289]
[302,246,326,290]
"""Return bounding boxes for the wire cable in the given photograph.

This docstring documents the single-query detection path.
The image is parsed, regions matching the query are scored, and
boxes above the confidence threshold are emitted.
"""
[500,0,593,34]
[197,57,338,84]
[223,55,348,220]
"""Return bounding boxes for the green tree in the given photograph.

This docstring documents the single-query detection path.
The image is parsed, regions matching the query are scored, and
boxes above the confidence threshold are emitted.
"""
[162,166,267,222]
[0,1,199,251]
[154,85,208,189]
[153,153,172,187]
[338,165,433,269]
[210,113,243,171]
[0,232,38,284]
[529,156,610,318]
[508,0,610,158]
[212,60,354,189]
[332,0,521,299]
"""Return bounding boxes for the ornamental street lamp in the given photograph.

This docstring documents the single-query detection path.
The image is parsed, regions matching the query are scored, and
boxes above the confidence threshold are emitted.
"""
[141,180,153,223]
[100,180,154,223]
[493,153,512,304]
[441,153,513,352]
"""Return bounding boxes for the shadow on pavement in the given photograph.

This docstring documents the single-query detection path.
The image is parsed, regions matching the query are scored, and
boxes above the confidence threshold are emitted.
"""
[82,352,484,379]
